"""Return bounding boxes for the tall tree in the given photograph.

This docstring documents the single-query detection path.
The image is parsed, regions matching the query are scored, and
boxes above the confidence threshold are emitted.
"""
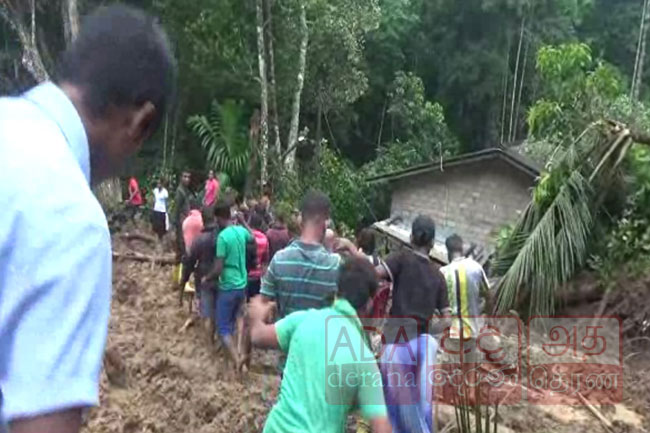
[265,0,282,159]
[285,2,308,171]
[255,0,269,186]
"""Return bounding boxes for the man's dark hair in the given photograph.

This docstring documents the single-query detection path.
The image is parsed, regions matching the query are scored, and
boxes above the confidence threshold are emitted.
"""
[357,228,376,255]
[337,257,379,310]
[57,5,176,131]
[249,212,264,231]
[445,234,464,256]
[411,215,436,248]
[214,200,231,219]
[300,190,331,222]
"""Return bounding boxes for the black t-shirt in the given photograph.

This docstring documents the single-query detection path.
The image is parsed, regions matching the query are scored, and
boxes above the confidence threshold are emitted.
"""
[383,249,449,333]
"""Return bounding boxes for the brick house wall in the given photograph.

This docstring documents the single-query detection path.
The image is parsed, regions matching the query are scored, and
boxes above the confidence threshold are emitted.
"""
[389,158,535,248]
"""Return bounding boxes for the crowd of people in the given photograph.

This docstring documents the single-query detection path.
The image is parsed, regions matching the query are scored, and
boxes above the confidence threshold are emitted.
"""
[0,4,489,433]
[160,172,490,433]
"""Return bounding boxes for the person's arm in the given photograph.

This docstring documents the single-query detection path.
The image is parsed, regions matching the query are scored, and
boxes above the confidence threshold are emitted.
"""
[2,217,110,431]
[203,257,224,283]
[376,252,400,282]
[248,296,279,348]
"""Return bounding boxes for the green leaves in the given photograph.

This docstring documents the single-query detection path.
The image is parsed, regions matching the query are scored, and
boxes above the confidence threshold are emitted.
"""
[187,99,250,181]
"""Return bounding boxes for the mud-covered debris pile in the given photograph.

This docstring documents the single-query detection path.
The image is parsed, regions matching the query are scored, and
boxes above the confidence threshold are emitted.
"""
[83,231,279,433]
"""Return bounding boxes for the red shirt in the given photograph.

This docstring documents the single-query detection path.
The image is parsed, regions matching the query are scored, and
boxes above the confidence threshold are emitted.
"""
[128,177,143,206]
[203,178,220,207]
[248,229,269,280]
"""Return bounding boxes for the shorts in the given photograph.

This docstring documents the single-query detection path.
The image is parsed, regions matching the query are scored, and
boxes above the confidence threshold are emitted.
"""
[217,289,245,337]
[199,281,218,321]
[246,279,261,301]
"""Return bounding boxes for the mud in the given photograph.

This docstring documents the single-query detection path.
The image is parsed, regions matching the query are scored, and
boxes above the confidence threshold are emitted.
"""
[83,226,650,433]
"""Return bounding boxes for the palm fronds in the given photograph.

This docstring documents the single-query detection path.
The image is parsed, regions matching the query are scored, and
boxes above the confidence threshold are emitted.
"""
[187,99,250,178]
[494,121,637,315]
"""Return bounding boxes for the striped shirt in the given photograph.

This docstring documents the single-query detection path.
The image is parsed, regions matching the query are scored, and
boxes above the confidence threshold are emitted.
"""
[261,240,342,318]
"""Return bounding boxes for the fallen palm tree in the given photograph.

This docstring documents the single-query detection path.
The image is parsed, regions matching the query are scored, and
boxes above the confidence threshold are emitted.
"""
[493,120,650,316]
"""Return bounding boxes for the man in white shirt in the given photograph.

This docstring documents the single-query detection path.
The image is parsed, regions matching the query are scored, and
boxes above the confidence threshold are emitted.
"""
[0,5,175,433]
[152,178,170,240]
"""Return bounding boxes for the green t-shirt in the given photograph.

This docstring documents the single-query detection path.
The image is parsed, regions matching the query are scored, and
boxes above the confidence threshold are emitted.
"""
[215,225,252,290]
[263,299,386,433]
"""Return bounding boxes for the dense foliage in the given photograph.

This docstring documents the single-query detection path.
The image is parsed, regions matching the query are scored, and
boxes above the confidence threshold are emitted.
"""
[4,0,650,313]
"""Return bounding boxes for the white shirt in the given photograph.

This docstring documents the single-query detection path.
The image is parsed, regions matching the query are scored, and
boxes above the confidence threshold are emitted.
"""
[0,82,111,422]
[153,187,168,212]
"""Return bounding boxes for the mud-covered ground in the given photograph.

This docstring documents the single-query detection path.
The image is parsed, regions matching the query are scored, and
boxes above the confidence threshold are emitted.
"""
[83,227,650,433]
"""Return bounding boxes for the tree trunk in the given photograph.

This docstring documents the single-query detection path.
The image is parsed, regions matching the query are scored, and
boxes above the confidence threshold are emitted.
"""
[0,2,49,82]
[285,2,308,172]
[265,0,282,160]
[256,0,269,187]
[508,17,525,143]
[633,0,650,101]
[512,39,529,141]
[632,0,649,100]
[61,0,79,45]
[500,39,511,145]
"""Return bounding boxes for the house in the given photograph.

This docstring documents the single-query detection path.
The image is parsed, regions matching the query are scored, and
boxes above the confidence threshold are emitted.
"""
[368,147,540,260]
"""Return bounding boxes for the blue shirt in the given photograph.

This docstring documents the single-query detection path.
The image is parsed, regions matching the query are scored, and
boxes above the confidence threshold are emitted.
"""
[0,83,111,424]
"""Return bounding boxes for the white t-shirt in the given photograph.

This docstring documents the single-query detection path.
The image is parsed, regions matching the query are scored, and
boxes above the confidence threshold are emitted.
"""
[153,187,168,212]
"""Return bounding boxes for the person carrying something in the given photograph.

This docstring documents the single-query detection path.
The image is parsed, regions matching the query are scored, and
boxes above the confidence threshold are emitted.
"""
[178,200,204,302]
[0,5,175,433]
[151,178,169,243]
[180,209,220,344]
[440,234,489,355]
[203,200,254,372]
[182,200,204,253]
[375,215,450,433]
[174,170,192,260]
[261,190,342,320]
[249,258,392,433]
[203,169,220,213]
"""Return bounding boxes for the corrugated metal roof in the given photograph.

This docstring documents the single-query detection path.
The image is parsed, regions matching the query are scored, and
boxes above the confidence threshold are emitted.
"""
[367,147,541,184]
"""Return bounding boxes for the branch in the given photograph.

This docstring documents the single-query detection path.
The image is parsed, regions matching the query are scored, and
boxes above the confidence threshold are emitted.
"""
[112,251,176,265]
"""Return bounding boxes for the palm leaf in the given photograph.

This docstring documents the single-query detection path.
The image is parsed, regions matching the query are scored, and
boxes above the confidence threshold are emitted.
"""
[187,99,250,179]
[494,122,635,316]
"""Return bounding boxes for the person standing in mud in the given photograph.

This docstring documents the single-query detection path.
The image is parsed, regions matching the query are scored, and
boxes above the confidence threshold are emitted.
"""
[249,258,392,433]
[175,170,192,260]
[180,210,220,343]
[203,200,254,372]
[375,215,450,433]
[0,5,176,432]
[260,190,342,320]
